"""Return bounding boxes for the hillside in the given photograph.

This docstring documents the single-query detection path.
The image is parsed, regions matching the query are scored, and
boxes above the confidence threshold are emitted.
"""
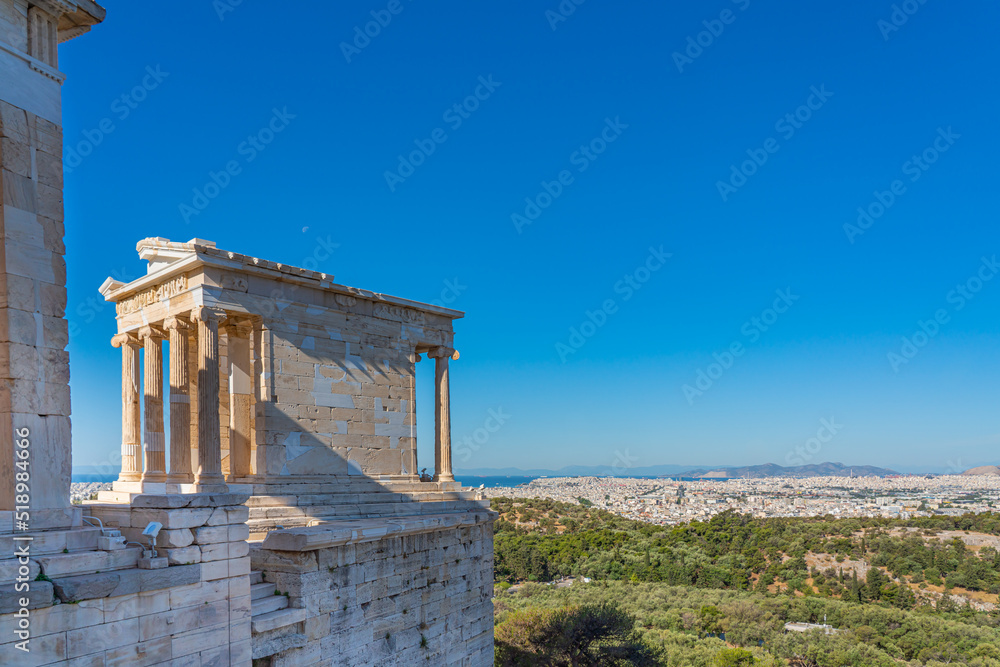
[492,497,1000,666]
[963,465,1000,476]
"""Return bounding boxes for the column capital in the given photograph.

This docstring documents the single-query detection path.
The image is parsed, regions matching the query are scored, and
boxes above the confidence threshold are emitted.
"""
[192,306,225,323]
[111,332,141,348]
[163,315,193,332]
[138,325,166,340]
[427,346,457,360]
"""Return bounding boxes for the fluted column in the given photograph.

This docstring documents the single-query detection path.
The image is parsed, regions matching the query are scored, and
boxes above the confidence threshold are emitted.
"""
[430,347,455,483]
[140,326,166,482]
[111,333,142,483]
[165,316,193,483]
[226,320,253,480]
[194,307,226,490]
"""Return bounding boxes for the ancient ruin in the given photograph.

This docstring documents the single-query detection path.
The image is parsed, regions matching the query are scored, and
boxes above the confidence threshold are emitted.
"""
[1,2,496,664]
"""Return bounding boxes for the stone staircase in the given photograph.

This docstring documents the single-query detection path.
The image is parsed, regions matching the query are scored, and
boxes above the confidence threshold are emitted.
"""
[0,526,106,613]
[244,487,487,537]
[250,570,308,660]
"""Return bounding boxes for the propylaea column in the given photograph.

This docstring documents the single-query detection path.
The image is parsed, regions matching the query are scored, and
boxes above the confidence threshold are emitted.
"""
[140,326,167,483]
[165,315,193,484]
[111,333,142,484]
[226,321,253,480]
[194,307,227,490]
[430,347,455,483]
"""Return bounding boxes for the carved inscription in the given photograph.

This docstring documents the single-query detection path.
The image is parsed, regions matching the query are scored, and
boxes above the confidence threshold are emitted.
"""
[116,276,188,315]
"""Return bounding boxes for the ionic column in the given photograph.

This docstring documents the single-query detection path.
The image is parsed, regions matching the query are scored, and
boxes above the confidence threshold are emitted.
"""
[430,347,455,483]
[194,307,226,490]
[165,316,193,483]
[140,326,167,482]
[226,320,253,480]
[111,333,142,483]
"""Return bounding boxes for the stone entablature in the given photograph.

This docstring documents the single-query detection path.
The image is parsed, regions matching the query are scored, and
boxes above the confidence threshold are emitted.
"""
[98,238,462,497]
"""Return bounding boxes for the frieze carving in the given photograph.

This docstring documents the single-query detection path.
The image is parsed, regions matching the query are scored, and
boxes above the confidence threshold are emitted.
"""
[335,294,357,307]
[116,276,188,315]
[374,304,425,323]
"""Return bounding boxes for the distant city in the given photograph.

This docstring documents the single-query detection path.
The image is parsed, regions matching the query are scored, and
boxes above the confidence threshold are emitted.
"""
[477,473,1000,526]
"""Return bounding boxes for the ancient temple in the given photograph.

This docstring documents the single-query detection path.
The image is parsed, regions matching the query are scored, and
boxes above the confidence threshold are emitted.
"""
[97,236,461,500]
[0,2,495,664]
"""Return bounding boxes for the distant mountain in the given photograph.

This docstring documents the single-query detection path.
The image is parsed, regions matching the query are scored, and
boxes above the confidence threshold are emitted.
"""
[679,462,897,479]
[456,461,897,479]
[961,465,1000,476]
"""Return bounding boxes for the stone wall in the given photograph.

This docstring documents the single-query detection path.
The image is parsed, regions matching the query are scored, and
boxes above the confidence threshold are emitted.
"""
[256,302,423,481]
[0,86,73,519]
[251,514,495,666]
[0,493,252,666]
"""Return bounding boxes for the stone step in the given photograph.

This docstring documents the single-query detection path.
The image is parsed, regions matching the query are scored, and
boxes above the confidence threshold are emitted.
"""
[246,490,478,508]
[250,570,263,585]
[36,546,141,578]
[251,607,306,634]
[252,594,289,616]
[0,527,101,560]
[251,582,277,601]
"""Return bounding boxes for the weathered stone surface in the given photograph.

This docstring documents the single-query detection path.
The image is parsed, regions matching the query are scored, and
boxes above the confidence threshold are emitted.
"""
[0,580,54,613]
[52,572,121,602]
[130,507,213,530]
[158,527,194,548]
[251,549,317,573]
[252,631,308,659]
[139,563,201,592]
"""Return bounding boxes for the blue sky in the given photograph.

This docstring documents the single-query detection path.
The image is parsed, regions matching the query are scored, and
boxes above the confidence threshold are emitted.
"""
[59,1,1000,473]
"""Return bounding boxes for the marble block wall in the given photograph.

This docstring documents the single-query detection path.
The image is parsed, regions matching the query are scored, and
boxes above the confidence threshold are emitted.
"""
[251,517,495,667]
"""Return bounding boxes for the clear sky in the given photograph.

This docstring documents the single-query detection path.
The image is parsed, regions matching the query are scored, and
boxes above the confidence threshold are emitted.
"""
[59,1,1000,474]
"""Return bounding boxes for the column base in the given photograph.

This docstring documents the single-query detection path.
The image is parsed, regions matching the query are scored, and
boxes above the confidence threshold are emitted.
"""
[166,474,195,486]
[188,475,229,494]
[112,480,167,495]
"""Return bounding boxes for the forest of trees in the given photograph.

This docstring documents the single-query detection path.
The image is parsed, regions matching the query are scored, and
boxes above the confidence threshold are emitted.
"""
[491,497,1000,666]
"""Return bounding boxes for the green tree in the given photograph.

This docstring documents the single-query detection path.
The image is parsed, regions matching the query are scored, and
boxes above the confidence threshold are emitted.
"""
[495,603,659,667]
